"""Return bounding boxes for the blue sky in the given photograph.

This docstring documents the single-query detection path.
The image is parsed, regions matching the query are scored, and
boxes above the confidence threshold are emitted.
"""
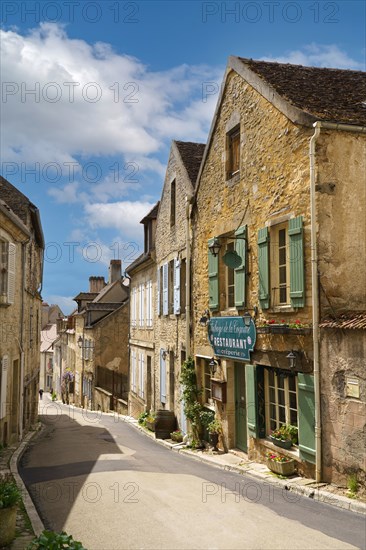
[1,0,365,313]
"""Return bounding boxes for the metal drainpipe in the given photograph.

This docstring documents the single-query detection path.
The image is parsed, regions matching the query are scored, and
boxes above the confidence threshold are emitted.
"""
[310,120,366,482]
[19,240,28,440]
[185,195,193,357]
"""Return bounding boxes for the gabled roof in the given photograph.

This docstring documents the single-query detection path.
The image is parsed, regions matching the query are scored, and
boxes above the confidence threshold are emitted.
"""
[126,252,153,274]
[0,176,45,248]
[73,292,99,301]
[237,57,366,126]
[174,141,206,186]
[140,202,159,224]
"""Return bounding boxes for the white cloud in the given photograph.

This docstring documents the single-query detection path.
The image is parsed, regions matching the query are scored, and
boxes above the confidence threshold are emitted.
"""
[44,294,76,315]
[84,200,156,237]
[1,23,219,169]
[261,44,364,70]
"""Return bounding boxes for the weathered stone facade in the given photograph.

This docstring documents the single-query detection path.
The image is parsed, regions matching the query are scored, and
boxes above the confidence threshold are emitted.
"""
[0,177,44,445]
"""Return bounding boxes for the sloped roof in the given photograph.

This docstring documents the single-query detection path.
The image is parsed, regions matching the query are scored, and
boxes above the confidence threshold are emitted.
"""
[320,311,366,330]
[237,57,366,126]
[40,324,58,352]
[174,141,206,185]
[140,202,159,224]
[73,292,99,301]
[0,176,45,247]
[126,252,152,274]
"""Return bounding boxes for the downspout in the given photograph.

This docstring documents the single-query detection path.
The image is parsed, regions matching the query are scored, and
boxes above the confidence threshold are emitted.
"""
[310,120,366,483]
[185,195,193,357]
[309,122,321,482]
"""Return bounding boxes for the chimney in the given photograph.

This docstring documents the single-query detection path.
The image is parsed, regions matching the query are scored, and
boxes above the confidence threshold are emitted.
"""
[109,259,122,284]
[89,276,106,293]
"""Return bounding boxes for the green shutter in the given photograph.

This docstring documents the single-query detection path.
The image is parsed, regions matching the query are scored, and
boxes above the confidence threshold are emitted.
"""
[245,364,258,438]
[208,238,219,311]
[234,225,247,307]
[298,373,316,464]
[257,227,270,310]
[289,216,305,308]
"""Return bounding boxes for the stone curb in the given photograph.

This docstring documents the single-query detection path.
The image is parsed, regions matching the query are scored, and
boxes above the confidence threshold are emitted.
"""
[10,427,45,537]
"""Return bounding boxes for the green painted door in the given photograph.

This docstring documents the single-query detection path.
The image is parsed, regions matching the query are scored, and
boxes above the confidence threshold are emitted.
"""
[235,363,247,452]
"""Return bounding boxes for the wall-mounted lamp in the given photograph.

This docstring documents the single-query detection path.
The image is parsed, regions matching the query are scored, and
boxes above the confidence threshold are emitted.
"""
[243,312,252,327]
[208,234,249,258]
[286,350,297,369]
[199,309,210,326]
[209,357,220,377]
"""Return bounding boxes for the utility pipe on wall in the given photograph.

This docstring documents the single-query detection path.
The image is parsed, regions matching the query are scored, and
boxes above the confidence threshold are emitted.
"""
[185,194,193,357]
[309,120,366,483]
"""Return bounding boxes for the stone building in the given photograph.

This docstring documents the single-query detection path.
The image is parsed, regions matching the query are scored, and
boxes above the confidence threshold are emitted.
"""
[154,141,205,429]
[0,176,44,445]
[127,203,158,418]
[72,260,129,412]
[191,57,366,482]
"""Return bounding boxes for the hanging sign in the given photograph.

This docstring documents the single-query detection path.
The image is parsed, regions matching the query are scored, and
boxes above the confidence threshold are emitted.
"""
[208,316,256,361]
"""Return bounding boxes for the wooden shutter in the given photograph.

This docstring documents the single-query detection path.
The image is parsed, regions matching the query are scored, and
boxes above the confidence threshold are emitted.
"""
[174,258,181,314]
[298,373,316,464]
[7,243,16,304]
[208,239,219,311]
[147,280,152,327]
[245,364,258,438]
[140,354,145,398]
[0,356,9,419]
[160,350,166,404]
[131,351,136,392]
[157,268,161,316]
[162,263,169,316]
[257,227,270,310]
[289,216,305,308]
[234,225,247,307]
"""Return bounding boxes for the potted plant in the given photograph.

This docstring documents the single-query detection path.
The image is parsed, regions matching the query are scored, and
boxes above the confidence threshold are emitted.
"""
[145,412,156,432]
[28,530,86,549]
[266,451,295,476]
[0,475,22,547]
[170,429,183,443]
[207,418,222,452]
[269,424,298,449]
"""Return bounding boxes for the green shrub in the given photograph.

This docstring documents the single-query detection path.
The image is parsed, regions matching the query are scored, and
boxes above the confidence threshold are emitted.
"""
[138,411,149,425]
[28,531,86,549]
[347,473,358,494]
[0,478,22,509]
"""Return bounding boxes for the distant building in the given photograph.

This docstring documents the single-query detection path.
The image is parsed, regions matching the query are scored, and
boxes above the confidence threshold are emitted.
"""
[0,176,44,445]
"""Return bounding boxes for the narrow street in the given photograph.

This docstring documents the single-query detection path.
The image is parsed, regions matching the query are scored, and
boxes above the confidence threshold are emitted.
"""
[19,397,364,550]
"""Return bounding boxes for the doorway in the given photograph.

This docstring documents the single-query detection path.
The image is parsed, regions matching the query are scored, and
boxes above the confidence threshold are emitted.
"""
[235,362,247,452]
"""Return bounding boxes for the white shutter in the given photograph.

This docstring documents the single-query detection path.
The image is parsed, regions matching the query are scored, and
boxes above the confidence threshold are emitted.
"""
[131,351,136,392]
[7,243,16,304]
[157,268,161,316]
[160,350,166,404]
[174,258,181,314]
[162,263,169,316]
[0,356,9,419]
[132,287,137,327]
[139,353,145,398]
[140,283,145,327]
[147,280,152,327]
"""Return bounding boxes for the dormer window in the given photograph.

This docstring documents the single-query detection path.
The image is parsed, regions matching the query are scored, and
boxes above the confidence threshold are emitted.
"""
[144,221,153,254]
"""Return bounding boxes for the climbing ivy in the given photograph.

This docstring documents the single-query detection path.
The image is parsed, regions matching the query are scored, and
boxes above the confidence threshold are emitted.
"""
[179,356,202,441]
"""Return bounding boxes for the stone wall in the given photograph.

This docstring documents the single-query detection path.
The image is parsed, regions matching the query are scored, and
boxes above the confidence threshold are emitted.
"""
[320,329,366,486]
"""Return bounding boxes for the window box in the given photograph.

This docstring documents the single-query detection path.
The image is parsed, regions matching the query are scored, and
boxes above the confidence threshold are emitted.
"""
[269,324,289,334]
[269,435,292,449]
[257,326,270,334]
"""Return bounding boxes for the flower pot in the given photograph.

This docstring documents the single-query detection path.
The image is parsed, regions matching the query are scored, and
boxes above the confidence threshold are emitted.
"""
[145,420,155,432]
[209,432,219,451]
[0,506,17,547]
[266,458,295,476]
[170,433,183,443]
[269,435,292,449]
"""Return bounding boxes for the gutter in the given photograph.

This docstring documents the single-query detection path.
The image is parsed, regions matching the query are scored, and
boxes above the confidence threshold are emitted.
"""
[309,120,366,482]
[185,194,194,356]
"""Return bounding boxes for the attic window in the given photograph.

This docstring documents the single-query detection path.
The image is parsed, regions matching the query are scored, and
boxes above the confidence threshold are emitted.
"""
[170,179,176,227]
[227,126,240,179]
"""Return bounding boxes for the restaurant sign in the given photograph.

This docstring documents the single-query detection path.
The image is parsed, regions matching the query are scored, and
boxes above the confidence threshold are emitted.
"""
[208,316,256,361]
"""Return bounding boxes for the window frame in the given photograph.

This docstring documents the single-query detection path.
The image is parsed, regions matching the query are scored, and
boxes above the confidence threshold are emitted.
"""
[227,126,240,179]
[264,369,298,435]
[170,179,176,227]
[270,222,291,307]
[225,240,236,309]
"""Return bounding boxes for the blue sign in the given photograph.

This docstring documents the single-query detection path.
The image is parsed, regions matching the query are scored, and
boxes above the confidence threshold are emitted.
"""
[208,316,256,361]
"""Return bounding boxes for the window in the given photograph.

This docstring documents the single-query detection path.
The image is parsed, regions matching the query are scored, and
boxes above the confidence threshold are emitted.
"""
[265,369,298,434]
[170,179,176,226]
[169,259,174,314]
[0,241,15,304]
[144,221,153,253]
[138,353,145,398]
[131,350,137,393]
[146,280,153,327]
[258,216,305,310]
[271,223,290,306]
[131,287,137,326]
[161,259,182,316]
[139,283,145,327]
[226,241,235,308]
[208,226,247,312]
[180,259,186,313]
[227,127,240,178]
[199,358,212,404]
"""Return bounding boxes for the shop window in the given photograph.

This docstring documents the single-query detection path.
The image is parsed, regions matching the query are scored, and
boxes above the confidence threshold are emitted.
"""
[265,369,298,434]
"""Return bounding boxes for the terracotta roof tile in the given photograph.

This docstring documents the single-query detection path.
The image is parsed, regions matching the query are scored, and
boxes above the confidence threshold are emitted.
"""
[239,58,366,126]
[320,311,366,330]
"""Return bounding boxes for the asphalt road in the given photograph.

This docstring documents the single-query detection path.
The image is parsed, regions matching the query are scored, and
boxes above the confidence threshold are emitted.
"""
[19,397,365,550]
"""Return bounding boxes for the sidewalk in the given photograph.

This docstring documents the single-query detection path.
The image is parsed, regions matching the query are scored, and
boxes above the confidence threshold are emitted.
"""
[123,414,366,516]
